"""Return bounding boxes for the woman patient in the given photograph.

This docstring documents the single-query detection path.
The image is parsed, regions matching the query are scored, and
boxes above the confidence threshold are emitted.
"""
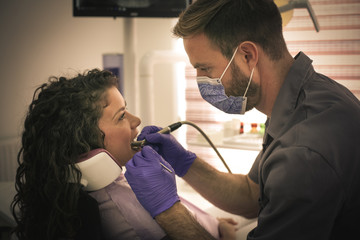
[12,69,236,240]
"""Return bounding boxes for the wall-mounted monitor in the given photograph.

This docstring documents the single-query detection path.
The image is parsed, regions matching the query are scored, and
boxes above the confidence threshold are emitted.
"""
[73,0,192,18]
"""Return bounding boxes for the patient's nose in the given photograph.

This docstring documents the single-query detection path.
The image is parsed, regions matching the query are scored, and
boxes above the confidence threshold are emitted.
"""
[129,112,141,129]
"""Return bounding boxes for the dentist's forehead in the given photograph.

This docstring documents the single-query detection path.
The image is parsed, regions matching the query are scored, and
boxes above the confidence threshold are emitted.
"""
[183,33,225,68]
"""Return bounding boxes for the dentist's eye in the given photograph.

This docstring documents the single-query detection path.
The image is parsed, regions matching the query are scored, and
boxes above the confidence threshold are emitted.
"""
[200,67,210,72]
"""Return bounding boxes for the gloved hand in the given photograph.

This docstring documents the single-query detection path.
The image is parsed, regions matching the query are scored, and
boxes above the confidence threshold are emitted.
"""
[125,146,180,218]
[137,125,197,177]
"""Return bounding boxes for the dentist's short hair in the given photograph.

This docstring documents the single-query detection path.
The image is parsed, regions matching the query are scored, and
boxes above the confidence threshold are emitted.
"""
[173,0,287,60]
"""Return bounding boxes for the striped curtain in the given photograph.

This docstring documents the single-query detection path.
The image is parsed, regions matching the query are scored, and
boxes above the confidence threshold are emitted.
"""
[284,0,360,99]
[183,0,360,172]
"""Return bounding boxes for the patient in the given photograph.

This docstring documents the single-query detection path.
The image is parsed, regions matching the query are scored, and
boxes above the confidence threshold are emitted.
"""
[12,69,236,240]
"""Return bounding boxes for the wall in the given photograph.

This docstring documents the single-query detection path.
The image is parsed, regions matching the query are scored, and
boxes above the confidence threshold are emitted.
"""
[0,0,124,139]
[0,0,181,140]
[122,18,182,129]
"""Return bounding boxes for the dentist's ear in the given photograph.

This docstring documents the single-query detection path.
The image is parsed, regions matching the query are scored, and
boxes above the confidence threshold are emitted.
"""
[237,41,258,71]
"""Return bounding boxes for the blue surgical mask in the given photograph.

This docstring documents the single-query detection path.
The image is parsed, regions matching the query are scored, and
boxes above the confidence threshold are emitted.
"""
[196,47,254,114]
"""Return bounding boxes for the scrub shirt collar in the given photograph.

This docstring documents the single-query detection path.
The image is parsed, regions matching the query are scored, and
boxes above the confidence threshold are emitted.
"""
[266,52,314,140]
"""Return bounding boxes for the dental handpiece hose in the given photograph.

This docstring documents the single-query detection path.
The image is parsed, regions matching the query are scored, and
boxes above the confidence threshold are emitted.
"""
[131,121,232,174]
[157,121,183,134]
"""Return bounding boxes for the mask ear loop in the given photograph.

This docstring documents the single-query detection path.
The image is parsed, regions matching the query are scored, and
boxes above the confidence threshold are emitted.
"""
[243,67,254,97]
[219,47,239,83]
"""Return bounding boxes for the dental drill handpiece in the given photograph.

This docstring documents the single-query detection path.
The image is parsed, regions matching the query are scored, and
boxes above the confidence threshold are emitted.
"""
[130,122,183,173]
[130,122,182,151]
[131,121,233,174]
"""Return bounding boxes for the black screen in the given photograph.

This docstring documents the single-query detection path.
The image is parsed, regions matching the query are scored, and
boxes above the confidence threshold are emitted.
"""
[73,0,192,18]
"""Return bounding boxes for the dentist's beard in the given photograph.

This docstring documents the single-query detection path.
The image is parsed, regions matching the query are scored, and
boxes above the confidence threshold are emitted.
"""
[226,64,260,111]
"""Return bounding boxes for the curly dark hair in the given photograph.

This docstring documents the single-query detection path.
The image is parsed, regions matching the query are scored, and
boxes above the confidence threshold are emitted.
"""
[11,69,118,239]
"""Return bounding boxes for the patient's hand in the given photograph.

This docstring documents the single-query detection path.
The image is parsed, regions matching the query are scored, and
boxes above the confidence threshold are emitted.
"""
[218,218,238,240]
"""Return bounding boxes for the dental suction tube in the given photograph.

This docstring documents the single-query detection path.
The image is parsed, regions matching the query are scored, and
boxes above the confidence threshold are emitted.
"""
[131,121,232,174]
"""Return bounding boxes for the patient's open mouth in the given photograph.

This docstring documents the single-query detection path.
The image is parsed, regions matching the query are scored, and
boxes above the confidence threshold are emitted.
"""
[130,140,145,151]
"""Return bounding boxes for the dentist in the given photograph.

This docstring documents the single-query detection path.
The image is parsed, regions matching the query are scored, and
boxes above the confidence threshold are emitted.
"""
[125,0,360,239]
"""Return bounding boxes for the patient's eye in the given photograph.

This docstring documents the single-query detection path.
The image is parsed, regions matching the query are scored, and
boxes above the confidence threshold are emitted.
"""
[118,112,126,121]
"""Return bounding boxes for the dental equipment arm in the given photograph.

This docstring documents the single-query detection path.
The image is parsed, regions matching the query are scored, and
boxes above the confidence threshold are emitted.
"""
[278,0,320,32]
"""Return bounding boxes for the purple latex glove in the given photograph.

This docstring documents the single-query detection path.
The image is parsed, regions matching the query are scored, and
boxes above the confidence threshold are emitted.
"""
[125,146,180,218]
[137,126,197,177]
